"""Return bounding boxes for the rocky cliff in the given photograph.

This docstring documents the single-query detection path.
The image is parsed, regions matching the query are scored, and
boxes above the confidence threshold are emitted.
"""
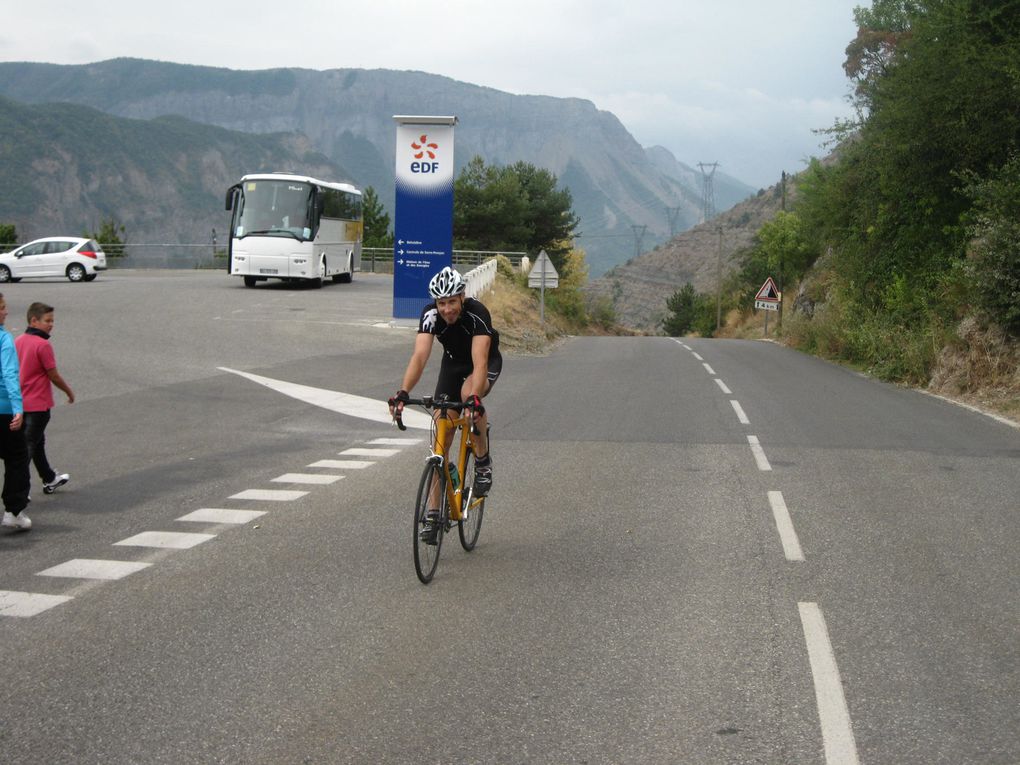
[0,95,347,248]
[586,183,787,332]
[0,59,756,275]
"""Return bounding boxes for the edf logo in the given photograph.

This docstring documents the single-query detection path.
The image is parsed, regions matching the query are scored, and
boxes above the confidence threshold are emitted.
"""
[410,134,440,173]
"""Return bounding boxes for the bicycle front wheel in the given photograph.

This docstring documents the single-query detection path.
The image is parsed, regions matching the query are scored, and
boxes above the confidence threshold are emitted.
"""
[413,462,446,584]
[458,450,485,551]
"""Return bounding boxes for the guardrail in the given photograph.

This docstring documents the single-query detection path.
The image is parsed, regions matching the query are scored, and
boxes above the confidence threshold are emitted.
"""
[64,244,530,275]
[464,259,497,298]
[362,248,526,274]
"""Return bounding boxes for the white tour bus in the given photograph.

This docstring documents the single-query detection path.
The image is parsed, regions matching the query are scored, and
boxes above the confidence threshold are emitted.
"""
[225,173,363,287]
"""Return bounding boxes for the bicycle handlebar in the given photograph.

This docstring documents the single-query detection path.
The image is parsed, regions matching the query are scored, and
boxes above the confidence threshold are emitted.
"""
[391,395,479,431]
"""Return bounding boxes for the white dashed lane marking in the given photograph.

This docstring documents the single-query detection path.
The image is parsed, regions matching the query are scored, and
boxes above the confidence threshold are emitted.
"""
[272,473,344,485]
[0,591,73,617]
[37,559,153,580]
[747,435,773,471]
[177,508,267,524]
[702,363,716,375]
[114,531,217,549]
[229,489,309,501]
[340,447,401,457]
[715,378,732,394]
[799,602,861,765]
[692,352,704,361]
[767,491,805,562]
[308,459,375,469]
[3,386,426,618]
[730,400,750,425]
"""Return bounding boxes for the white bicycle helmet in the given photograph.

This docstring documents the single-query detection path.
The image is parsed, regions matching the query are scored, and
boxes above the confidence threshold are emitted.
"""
[428,266,467,299]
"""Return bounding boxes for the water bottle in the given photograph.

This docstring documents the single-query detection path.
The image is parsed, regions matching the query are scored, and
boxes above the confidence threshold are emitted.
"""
[449,463,460,490]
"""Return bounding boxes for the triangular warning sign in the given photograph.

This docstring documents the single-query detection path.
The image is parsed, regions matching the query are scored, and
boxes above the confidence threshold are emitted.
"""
[755,277,780,301]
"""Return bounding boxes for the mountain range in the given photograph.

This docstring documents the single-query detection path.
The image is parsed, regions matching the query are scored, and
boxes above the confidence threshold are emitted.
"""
[0,58,756,276]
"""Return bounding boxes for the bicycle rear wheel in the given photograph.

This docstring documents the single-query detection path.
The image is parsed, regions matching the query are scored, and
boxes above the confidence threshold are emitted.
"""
[458,450,485,551]
[413,462,446,583]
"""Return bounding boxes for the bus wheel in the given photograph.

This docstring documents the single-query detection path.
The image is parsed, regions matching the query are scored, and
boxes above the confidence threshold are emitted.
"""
[243,276,257,287]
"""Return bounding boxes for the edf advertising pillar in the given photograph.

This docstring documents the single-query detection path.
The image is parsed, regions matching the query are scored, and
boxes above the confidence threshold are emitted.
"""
[392,115,458,319]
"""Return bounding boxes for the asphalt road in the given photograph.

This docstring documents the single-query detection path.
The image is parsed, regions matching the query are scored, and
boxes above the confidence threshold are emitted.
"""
[0,270,1017,764]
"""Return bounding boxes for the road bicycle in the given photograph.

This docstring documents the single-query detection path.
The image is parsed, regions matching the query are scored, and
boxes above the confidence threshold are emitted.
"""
[394,395,487,584]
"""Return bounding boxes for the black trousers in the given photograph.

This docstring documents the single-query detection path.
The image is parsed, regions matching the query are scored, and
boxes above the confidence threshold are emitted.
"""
[24,410,55,484]
[0,414,30,515]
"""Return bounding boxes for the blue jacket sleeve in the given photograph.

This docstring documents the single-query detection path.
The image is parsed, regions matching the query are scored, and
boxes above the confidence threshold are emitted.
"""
[0,332,23,415]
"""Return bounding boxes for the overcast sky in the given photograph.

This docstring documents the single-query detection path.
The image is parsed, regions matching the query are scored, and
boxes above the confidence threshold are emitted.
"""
[1,1,867,188]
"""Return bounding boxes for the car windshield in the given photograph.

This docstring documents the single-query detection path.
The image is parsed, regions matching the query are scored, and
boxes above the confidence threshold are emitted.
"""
[235,180,313,240]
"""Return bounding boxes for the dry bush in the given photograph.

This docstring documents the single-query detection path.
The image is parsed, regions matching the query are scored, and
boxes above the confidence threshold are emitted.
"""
[929,317,1020,417]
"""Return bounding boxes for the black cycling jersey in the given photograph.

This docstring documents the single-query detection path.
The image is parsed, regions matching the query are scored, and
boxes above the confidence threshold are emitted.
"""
[418,297,501,365]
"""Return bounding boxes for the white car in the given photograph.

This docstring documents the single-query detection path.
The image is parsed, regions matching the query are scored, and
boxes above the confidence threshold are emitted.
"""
[0,237,108,283]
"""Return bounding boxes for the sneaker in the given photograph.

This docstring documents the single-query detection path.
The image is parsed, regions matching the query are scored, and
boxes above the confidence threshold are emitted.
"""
[419,510,440,545]
[43,473,70,494]
[473,461,493,497]
[2,511,32,530]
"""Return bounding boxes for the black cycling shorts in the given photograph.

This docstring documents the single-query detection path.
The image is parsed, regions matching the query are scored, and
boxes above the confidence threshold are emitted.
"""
[434,355,502,402]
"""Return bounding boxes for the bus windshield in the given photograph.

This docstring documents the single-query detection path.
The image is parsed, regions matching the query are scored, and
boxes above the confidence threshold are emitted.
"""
[235,180,313,240]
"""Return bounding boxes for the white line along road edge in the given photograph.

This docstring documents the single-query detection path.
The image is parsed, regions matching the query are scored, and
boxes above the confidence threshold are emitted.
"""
[219,367,433,430]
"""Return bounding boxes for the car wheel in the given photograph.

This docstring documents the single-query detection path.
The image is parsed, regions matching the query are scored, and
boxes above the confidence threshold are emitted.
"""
[0,266,10,283]
[84,274,97,282]
[10,277,21,283]
[66,263,86,282]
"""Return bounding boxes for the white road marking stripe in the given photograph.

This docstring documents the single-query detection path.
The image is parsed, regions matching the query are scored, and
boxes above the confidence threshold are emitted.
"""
[177,508,267,524]
[798,602,861,765]
[368,438,422,445]
[692,352,704,361]
[920,390,1020,429]
[730,400,750,424]
[767,491,805,561]
[715,378,732,394]
[272,473,343,485]
[0,590,73,617]
[114,531,216,549]
[747,435,773,471]
[308,459,375,469]
[702,363,716,375]
[229,489,308,501]
[37,559,153,580]
[340,447,401,457]
[218,367,433,429]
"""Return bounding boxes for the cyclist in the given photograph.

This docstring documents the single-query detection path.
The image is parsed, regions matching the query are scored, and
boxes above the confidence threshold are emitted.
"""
[389,266,501,509]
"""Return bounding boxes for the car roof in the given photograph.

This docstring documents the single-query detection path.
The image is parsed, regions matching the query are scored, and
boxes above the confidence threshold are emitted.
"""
[22,237,92,244]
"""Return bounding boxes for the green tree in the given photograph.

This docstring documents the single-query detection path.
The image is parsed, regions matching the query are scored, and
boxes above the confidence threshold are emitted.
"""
[962,154,1020,335]
[83,218,127,257]
[756,211,814,290]
[453,156,579,271]
[362,186,393,248]
[662,283,698,336]
[0,224,16,246]
[801,0,1020,310]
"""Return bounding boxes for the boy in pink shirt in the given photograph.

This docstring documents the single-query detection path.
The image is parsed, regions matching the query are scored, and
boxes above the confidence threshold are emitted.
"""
[15,302,75,495]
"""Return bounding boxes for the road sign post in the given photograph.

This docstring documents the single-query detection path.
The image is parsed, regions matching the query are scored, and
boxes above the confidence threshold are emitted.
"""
[528,250,559,325]
[754,277,781,337]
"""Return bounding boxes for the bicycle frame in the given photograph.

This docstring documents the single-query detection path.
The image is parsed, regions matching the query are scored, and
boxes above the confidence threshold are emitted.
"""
[430,410,479,522]
[395,395,482,523]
